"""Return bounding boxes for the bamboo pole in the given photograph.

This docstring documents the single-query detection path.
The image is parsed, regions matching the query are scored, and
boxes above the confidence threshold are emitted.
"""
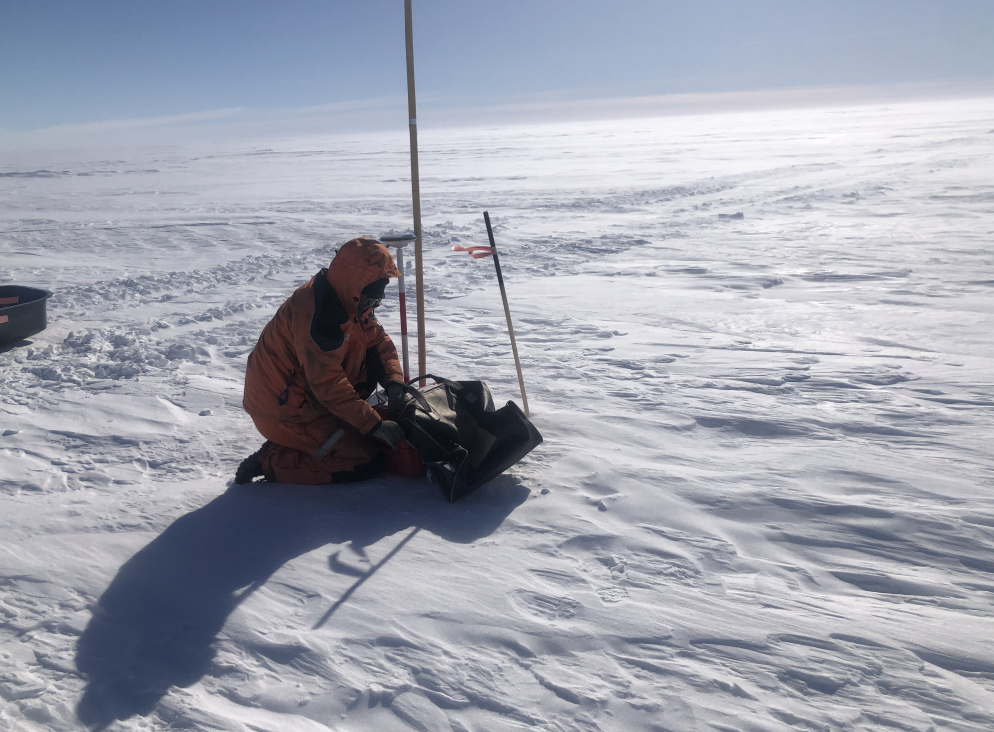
[483,212,530,416]
[404,0,426,386]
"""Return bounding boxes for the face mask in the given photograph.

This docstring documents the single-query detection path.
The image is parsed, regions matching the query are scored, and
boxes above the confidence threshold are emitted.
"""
[358,296,382,313]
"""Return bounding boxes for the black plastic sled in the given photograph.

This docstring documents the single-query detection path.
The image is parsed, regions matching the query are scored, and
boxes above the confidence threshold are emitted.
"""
[396,375,542,502]
[0,285,54,347]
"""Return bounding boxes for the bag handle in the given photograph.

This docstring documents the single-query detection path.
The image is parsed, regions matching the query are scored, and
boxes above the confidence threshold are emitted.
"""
[399,375,481,417]
[401,384,432,413]
[405,374,465,391]
[400,374,465,414]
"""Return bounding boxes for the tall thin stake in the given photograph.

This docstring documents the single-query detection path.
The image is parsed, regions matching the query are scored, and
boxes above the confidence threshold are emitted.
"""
[483,211,530,416]
[395,244,410,382]
[381,233,415,382]
[404,0,426,386]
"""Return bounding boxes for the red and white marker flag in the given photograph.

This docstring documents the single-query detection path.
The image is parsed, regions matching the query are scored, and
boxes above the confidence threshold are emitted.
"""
[381,234,416,382]
[452,245,495,259]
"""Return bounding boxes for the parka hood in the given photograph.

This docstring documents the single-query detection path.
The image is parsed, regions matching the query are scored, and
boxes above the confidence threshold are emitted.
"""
[326,237,400,316]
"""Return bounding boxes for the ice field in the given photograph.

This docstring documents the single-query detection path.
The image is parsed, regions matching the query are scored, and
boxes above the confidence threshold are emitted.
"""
[1,96,993,731]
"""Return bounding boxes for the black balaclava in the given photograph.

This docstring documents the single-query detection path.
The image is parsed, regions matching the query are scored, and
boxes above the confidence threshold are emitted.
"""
[361,278,389,300]
[358,278,389,313]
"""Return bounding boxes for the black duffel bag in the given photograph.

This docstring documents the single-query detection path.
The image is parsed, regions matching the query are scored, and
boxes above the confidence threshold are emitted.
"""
[395,375,542,502]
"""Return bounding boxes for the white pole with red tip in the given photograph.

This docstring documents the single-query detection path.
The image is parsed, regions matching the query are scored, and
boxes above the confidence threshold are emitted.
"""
[381,233,415,383]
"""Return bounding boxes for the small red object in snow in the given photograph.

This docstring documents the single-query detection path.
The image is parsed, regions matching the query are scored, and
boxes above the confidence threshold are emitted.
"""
[452,245,494,259]
[384,441,426,478]
[373,404,427,478]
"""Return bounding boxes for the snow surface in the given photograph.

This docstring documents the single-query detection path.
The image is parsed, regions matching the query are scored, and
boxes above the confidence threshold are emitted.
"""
[1,96,994,732]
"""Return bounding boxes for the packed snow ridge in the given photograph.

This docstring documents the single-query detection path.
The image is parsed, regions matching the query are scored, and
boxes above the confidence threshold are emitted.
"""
[1,97,993,731]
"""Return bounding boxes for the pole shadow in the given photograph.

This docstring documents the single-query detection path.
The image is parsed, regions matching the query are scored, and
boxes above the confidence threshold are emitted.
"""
[74,476,528,730]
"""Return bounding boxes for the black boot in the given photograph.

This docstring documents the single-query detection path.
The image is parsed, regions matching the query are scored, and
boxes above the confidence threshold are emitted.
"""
[234,441,274,484]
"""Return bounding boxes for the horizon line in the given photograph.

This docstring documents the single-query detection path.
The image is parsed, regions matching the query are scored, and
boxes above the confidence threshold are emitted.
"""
[3,80,993,153]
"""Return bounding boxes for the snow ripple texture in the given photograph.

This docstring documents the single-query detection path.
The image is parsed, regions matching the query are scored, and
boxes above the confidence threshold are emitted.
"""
[1,97,993,731]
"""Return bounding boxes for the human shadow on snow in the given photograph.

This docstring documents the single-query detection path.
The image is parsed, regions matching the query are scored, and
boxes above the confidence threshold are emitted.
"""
[74,476,529,730]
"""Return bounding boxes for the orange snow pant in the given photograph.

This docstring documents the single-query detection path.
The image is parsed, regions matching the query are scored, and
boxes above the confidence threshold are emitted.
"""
[251,414,382,484]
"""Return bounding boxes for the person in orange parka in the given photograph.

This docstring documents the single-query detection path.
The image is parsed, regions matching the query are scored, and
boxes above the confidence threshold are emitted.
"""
[234,237,408,485]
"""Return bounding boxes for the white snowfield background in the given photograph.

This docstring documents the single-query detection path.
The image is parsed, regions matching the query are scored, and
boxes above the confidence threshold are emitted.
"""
[1,97,993,732]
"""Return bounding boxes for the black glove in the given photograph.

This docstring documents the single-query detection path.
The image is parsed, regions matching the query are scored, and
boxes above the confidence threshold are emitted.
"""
[386,381,410,416]
[372,420,405,450]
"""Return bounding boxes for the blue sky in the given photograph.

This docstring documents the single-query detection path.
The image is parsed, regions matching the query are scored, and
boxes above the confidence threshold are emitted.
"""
[2,0,993,135]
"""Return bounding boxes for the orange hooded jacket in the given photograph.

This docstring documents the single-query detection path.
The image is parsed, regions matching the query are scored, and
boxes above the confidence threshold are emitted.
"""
[243,238,403,446]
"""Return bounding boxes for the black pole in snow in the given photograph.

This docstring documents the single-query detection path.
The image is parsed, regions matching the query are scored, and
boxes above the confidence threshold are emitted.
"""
[483,211,530,416]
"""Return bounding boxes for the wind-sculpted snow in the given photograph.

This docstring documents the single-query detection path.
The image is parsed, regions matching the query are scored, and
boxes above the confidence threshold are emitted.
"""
[1,98,993,731]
